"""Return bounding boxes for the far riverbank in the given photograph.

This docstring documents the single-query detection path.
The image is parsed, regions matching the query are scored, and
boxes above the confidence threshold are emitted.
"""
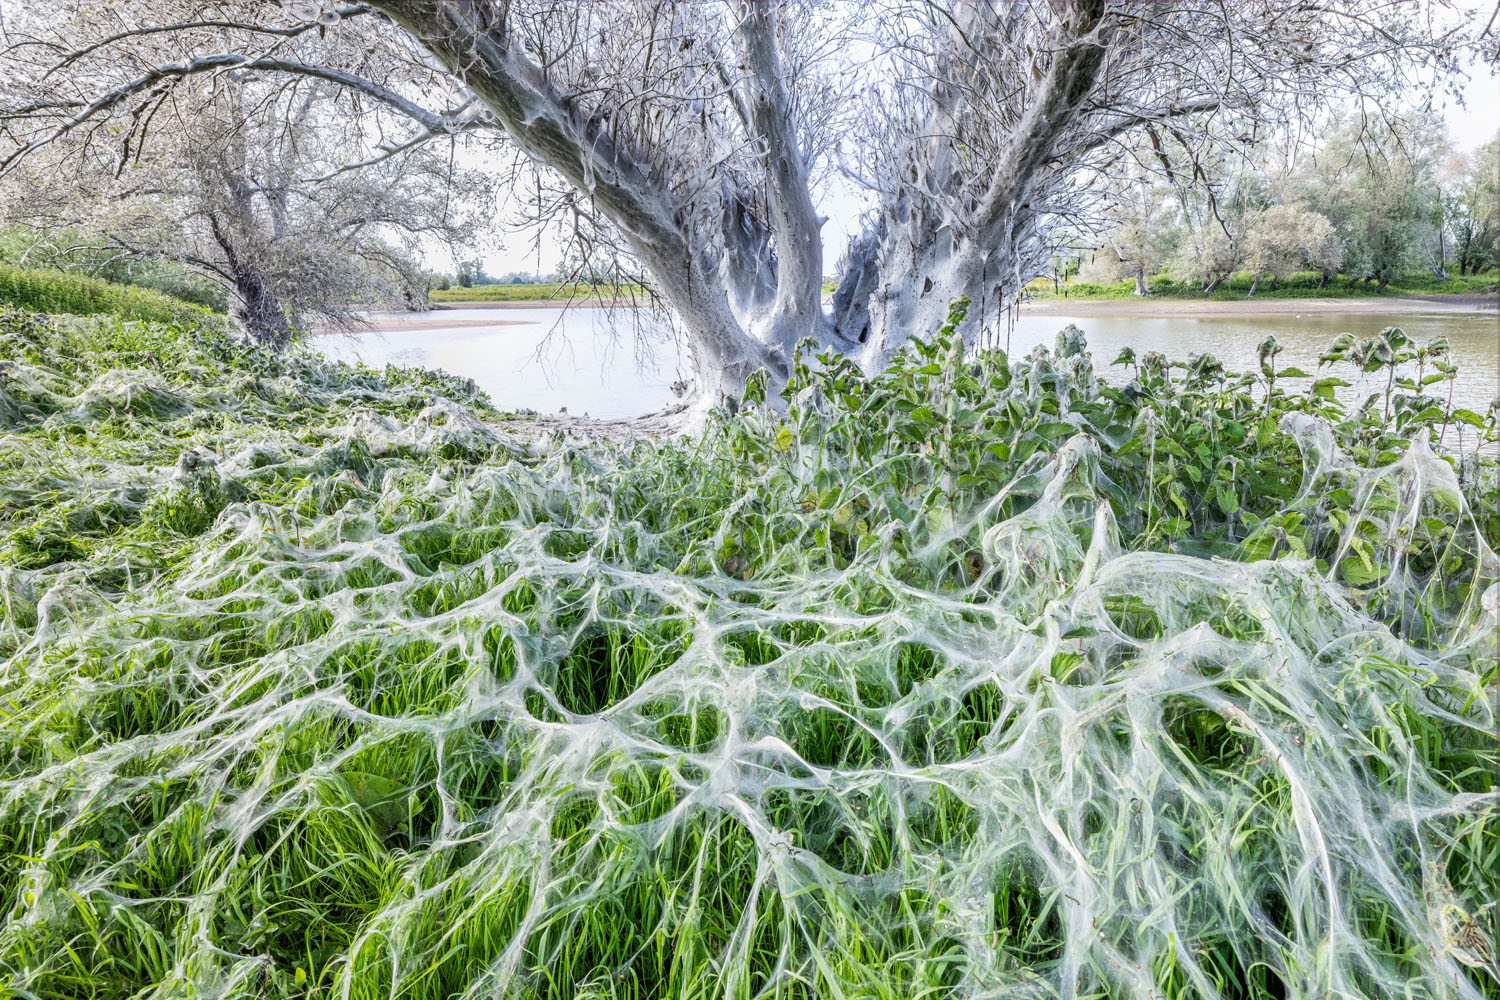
[1020,292,1495,317]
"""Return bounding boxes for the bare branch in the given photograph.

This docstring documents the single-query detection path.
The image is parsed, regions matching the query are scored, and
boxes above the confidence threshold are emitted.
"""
[22,7,371,82]
[1,53,456,177]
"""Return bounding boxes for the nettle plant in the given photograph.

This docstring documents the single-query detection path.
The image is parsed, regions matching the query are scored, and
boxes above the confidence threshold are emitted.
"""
[728,301,1498,589]
[1317,326,1496,462]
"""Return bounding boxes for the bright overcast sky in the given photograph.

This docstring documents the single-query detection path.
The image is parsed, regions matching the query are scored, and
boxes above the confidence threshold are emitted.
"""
[1444,56,1500,151]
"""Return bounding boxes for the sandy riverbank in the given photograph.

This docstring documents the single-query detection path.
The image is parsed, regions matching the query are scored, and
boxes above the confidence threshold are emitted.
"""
[1020,292,1496,316]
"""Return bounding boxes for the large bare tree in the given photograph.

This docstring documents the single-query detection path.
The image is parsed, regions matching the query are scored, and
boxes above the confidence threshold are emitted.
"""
[0,1,1485,392]
[1,44,494,344]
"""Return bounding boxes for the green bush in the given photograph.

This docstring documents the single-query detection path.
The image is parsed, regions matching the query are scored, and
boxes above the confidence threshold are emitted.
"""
[0,227,229,311]
[1058,279,1135,297]
[1147,272,1182,294]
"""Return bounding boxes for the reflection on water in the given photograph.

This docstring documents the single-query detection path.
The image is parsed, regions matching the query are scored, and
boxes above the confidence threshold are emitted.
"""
[316,306,1497,421]
[316,306,683,419]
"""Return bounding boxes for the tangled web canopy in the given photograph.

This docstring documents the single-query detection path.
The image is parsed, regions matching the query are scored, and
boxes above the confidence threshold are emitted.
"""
[0,305,1495,999]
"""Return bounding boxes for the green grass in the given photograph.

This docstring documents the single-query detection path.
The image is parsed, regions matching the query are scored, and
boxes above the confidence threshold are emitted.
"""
[0,299,1494,999]
[0,262,223,325]
[1028,268,1499,300]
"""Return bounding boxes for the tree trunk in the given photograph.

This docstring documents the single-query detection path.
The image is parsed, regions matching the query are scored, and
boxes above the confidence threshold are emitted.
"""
[232,267,296,348]
[1317,272,1328,289]
[1134,269,1148,296]
[1247,273,1260,298]
[204,207,296,348]
[1203,273,1224,294]
[834,0,1114,371]
[367,1,809,401]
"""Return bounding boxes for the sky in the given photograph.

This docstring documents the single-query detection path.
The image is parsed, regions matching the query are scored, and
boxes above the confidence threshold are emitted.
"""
[1442,56,1500,152]
[469,16,1500,280]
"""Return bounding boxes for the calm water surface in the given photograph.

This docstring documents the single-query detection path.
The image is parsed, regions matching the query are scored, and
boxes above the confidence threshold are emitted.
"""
[317,307,683,419]
[316,306,1498,420]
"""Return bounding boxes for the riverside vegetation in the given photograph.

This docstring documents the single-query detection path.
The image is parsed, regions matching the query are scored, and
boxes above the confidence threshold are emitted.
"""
[1024,269,1498,302]
[0,295,1495,999]
[0,262,220,327]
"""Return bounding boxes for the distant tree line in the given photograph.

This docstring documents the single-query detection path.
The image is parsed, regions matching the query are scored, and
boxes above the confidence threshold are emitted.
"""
[431,261,617,290]
[1071,115,1497,296]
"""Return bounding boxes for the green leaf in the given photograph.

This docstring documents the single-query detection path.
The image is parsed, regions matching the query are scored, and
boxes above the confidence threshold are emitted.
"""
[1312,376,1349,400]
[1238,529,1277,561]
[1452,408,1485,428]
[1277,366,1310,378]
[1174,538,1241,559]
[1339,559,1385,587]
[340,771,409,829]
[1034,421,1075,440]
[1215,483,1239,515]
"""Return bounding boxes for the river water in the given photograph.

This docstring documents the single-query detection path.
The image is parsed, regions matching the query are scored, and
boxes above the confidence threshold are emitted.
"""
[315,305,1498,421]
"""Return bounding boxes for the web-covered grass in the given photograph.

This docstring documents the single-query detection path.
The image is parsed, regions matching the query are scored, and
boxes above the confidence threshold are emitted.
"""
[0,303,1495,999]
